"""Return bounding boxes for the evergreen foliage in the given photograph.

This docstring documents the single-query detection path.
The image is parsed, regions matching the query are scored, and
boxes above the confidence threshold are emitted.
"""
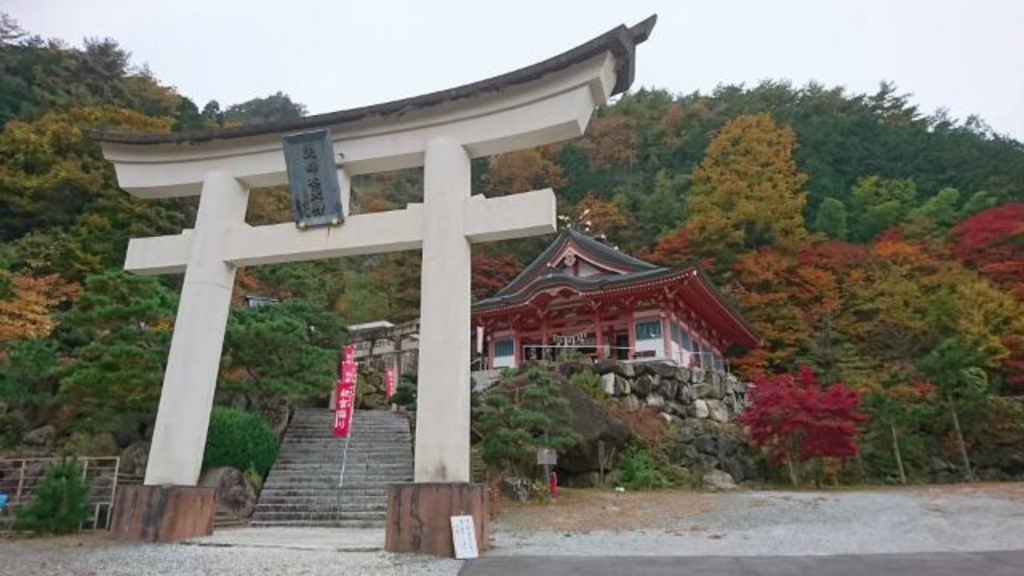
[570,369,606,402]
[58,271,177,433]
[13,458,91,534]
[615,444,669,490]
[389,369,418,411]
[221,298,345,401]
[477,366,581,478]
[203,407,279,477]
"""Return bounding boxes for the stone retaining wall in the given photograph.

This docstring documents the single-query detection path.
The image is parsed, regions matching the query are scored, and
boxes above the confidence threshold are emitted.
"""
[578,359,749,424]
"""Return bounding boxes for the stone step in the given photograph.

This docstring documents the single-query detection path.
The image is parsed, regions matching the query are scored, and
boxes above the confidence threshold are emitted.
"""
[257,493,389,503]
[250,520,384,529]
[269,464,407,469]
[252,510,383,521]
[259,486,390,494]
[262,483,405,492]
[252,409,413,527]
[253,500,385,508]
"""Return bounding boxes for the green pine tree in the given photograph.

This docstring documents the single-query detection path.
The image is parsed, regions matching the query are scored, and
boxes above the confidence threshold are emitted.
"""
[477,366,580,478]
[13,458,92,534]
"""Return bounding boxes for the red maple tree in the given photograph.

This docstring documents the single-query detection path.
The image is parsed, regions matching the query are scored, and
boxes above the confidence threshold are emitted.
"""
[949,203,1024,300]
[740,366,868,486]
[472,253,521,301]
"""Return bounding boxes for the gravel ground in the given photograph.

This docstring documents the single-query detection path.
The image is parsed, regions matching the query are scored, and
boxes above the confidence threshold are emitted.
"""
[491,484,1024,557]
[1,484,1021,575]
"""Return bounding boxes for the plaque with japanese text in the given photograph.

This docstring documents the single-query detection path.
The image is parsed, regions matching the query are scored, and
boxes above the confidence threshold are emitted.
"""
[282,129,344,229]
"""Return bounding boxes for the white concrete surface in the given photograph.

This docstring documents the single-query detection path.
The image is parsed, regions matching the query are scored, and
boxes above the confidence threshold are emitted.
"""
[414,137,473,483]
[144,170,248,485]
[100,54,617,198]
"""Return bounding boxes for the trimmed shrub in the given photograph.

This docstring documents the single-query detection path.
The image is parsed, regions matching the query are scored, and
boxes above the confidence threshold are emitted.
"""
[203,407,279,477]
[13,458,91,534]
[615,445,668,490]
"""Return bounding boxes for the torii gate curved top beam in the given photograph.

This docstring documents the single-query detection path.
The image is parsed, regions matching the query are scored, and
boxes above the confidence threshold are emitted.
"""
[94,15,656,198]
[93,16,655,509]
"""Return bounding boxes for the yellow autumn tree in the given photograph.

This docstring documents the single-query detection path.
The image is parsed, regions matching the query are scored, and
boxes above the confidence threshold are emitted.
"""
[0,271,77,342]
[573,195,632,240]
[483,148,564,197]
[685,113,810,266]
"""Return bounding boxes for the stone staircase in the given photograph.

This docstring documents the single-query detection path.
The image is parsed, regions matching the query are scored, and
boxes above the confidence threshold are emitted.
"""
[251,408,413,528]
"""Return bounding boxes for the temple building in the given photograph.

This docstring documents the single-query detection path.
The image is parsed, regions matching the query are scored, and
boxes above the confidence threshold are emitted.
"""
[472,229,759,372]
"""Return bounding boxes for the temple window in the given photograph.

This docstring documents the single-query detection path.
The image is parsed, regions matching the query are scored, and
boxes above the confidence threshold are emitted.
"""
[634,319,662,341]
[701,340,714,369]
[494,339,514,358]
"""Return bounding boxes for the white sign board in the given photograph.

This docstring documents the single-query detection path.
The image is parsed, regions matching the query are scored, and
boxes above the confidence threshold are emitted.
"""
[537,448,557,466]
[450,515,479,559]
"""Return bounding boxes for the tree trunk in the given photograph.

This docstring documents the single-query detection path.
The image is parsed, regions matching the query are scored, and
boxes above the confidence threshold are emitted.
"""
[948,400,975,483]
[853,449,868,483]
[890,420,907,485]
[785,437,799,487]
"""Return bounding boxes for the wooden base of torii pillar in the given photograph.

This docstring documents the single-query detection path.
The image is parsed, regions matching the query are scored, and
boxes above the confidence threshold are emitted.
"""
[96,17,655,550]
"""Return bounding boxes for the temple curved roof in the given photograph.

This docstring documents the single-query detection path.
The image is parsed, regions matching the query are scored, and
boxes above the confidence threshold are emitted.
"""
[91,16,656,146]
[473,228,760,348]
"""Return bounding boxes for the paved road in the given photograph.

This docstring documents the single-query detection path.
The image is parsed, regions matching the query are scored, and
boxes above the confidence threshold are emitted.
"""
[459,550,1024,576]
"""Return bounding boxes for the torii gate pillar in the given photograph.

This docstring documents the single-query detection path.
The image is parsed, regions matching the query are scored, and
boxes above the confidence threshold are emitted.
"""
[95,17,655,552]
[416,137,473,483]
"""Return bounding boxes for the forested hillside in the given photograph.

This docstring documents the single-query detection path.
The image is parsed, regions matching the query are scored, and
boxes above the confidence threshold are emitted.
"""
[1,15,1022,482]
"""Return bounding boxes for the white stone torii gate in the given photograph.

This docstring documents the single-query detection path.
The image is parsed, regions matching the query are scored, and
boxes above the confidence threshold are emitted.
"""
[97,17,655,549]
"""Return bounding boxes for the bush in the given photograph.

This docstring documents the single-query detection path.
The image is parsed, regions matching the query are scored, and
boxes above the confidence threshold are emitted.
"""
[390,369,418,411]
[0,410,28,448]
[615,445,668,490]
[203,407,279,477]
[570,369,606,402]
[13,458,92,534]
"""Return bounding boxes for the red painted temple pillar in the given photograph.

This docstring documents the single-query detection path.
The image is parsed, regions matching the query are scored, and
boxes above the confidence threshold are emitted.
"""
[661,313,672,360]
[626,312,636,359]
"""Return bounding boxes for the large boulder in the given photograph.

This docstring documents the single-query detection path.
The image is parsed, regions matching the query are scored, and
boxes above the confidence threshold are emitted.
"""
[601,372,630,396]
[199,466,258,518]
[119,440,150,477]
[659,378,678,401]
[646,392,666,409]
[692,382,712,399]
[706,400,730,423]
[645,361,678,379]
[702,469,737,491]
[256,400,292,441]
[593,358,619,375]
[23,425,55,449]
[633,375,655,398]
[557,360,590,378]
[87,432,120,456]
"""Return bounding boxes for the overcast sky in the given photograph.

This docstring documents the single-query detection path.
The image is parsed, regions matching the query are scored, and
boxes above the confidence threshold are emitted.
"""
[6,0,1024,140]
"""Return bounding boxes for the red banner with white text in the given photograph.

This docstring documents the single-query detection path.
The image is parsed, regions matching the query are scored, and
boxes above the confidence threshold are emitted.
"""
[385,367,395,401]
[334,345,356,437]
